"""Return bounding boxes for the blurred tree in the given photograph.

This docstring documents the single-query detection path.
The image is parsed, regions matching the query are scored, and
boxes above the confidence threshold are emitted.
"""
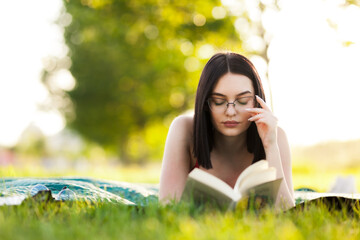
[42,0,273,162]
[345,0,360,6]
[15,124,47,159]
[327,0,360,48]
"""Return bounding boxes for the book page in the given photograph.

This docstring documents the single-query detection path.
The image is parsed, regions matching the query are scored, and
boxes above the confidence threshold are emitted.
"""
[181,177,237,209]
[294,191,360,201]
[235,179,282,208]
[186,168,240,200]
[234,160,269,191]
[236,167,276,195]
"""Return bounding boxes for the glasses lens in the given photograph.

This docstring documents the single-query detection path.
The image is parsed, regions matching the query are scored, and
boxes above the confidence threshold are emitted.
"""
[208,98,226,113]
[208,96,254,113]
[234,96,254,111]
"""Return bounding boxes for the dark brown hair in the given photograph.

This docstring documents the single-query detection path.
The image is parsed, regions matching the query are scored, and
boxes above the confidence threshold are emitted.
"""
[193,52,266,169]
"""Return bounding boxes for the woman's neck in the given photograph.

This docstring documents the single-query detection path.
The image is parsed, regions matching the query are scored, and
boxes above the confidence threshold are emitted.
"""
[213,130,248,156]
[209,130,253,174]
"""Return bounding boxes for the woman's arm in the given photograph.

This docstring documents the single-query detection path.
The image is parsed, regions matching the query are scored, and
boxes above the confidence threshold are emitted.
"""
[266,127,295,209]
[277,127,294,200]
[247,96,295,209]
[159,115,193,203]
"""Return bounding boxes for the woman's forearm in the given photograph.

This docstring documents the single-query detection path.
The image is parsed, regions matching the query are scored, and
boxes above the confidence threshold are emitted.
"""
[265,144,295,210]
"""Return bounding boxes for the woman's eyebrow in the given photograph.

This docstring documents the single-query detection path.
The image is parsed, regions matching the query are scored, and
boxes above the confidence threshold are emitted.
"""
[211,90,252,97]
[236,90,252,96]
[211,93,226,97]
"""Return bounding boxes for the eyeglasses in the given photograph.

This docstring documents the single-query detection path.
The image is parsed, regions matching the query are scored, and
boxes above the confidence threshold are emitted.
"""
[207,96,255,113]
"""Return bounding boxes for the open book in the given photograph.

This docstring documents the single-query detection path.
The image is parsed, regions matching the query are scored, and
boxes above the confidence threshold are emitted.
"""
[181,160,282,210]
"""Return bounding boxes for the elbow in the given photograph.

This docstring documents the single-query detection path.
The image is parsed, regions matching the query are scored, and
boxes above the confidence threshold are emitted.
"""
[158,190,181,205]
[159,186,182,205]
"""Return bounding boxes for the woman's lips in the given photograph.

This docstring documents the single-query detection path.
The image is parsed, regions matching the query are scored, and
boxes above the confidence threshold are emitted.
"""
[223,121,239,128]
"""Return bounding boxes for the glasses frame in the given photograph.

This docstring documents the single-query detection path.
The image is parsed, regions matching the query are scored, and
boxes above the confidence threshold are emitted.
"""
[207,95,255,113]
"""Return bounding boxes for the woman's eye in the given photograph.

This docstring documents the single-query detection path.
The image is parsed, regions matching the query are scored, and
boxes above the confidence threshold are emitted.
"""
[212,99,226,105]
[237,98,250,105]
[214,101,226,105]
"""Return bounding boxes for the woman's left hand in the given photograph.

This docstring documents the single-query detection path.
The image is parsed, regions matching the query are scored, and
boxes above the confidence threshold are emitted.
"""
[246,95,278,149]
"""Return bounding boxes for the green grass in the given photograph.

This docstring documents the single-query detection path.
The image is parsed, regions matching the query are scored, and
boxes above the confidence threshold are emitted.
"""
[291,164,360,192]
[1,162,360,239]
[2,162,360,192]
[0,199,359,240]
[0,162,161,183]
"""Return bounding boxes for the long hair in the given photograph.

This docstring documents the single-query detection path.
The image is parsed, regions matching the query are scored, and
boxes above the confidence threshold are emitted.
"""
[193,52,266,169]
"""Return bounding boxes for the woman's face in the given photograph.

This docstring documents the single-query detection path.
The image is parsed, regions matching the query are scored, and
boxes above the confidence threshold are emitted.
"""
[208,73,255,137]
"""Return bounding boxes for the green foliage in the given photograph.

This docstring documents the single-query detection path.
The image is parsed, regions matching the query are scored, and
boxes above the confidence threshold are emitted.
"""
[346,0,360,6]
[1,200,359,240]
[41,0,247,162]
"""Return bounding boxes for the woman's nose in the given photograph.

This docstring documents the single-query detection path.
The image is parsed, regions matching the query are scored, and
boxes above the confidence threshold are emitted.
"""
[225,103,236,116]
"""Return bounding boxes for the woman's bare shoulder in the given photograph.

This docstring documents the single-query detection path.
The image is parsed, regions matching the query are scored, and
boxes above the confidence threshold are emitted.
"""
[167,114,194,158]
[172,114,194,124]
[169,114,194,136]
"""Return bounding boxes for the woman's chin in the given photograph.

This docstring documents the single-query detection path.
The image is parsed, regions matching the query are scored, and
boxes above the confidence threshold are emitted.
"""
[216,128,247,137]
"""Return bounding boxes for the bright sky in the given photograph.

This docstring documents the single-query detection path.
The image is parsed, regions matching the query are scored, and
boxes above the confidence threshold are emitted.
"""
[0,0,360,147]
[267,0,360,145]
[0,0,65,146]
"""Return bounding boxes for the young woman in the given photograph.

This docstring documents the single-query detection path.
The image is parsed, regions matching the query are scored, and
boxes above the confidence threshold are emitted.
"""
[159,52,295,209]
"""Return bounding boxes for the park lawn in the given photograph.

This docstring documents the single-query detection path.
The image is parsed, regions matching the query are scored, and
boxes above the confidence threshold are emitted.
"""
[0,163,162,183]
[1,163,360,239]
[2,162,360,192]
[291,164,360,192]
[0,199,359,240]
